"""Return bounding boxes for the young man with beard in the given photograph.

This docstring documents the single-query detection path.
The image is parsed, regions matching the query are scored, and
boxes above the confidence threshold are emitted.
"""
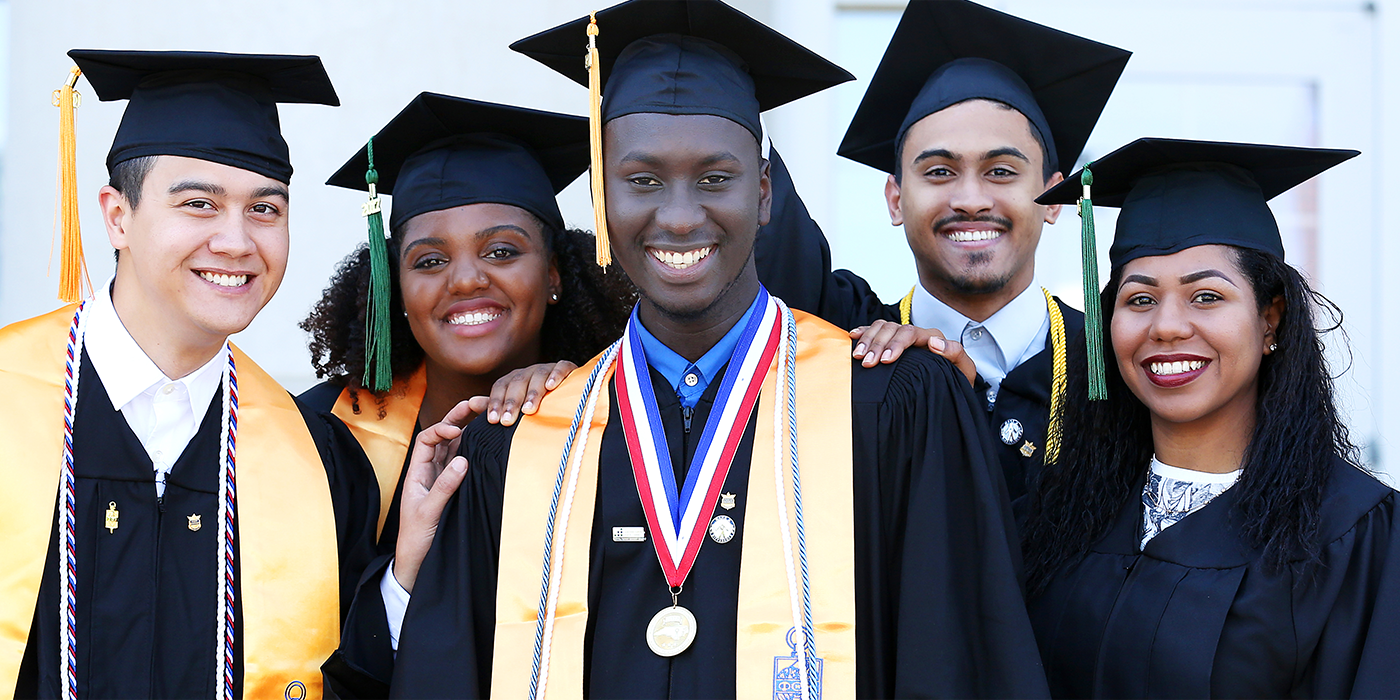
[757,0,1130,501]
[324,1,1047,697]
[0,51,377,698]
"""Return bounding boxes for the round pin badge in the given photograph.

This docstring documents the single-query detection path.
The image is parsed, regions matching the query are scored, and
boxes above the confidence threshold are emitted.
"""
[708,515,736,544]
[999,418,1024,446]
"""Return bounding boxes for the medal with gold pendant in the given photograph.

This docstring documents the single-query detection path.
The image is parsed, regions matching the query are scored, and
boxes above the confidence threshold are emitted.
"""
[615,291,783,657]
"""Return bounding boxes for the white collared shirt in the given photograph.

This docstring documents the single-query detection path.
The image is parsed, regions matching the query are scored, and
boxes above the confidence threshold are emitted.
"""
[910,282,1050,406]
[83,279,228,497]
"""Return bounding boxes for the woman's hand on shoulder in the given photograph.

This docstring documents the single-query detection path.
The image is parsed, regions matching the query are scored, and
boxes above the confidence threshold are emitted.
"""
[850,320,976,386]
[477,360,579,426]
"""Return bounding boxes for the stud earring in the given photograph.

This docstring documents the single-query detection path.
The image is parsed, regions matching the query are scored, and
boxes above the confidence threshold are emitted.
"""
[1269,343,1278,352]
[550,292,559,302]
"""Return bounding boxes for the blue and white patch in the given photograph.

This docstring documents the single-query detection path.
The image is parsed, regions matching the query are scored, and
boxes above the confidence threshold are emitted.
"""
[773,627,823,700]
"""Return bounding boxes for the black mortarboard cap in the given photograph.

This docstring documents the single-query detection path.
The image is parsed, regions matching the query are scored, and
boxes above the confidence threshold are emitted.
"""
[838,0,1130,175]
[1036,137,1359,269]
[325,93,588,231]
[510,0,854,141]
[68,49,339,183]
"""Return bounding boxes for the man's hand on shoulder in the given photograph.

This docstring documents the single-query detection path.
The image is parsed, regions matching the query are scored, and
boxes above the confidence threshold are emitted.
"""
[851,320,976,385]
[475,360,579,426]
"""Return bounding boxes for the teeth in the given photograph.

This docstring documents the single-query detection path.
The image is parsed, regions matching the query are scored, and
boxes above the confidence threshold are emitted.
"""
[946,229,1002,243]
[447,310,502,326]
[1150,360,1207,376]
[651,246,713,270]
[197,271,248,287]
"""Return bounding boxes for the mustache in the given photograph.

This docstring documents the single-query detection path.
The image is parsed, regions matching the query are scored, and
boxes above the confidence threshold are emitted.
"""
[933,214,1014,233]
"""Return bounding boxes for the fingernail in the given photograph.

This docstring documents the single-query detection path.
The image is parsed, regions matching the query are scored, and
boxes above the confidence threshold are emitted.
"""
[545,379,557,389]
[930,336,946,351]
[865,352,876,363]
[489,410,499,422]
[523,401,534,413]
[855,343,866,356]
[503,412,513,423]
[453,458,466,472]
[881,349,892,362]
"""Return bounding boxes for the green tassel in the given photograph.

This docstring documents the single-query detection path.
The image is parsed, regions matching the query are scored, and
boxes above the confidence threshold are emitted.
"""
[1078,164,1108,401]
[362,137,393,392]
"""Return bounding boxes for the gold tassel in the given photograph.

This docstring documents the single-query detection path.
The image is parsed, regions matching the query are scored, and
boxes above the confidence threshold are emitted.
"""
[586,11,611,267]
[53,66,89,303]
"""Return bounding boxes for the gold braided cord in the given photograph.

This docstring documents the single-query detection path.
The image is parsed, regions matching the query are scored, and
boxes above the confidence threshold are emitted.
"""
[1042,287,1067,464]
[900,282,1067,462]
[898,286,915,325]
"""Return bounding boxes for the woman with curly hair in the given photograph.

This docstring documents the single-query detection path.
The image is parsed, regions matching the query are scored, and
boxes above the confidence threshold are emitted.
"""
[1023,138,1399,698]
[299,93,635,554]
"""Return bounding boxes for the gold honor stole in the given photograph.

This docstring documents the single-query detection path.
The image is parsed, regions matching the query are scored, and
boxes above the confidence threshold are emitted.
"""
[332,364,428,535]
[0,305,340,699]
[493,310,857,698]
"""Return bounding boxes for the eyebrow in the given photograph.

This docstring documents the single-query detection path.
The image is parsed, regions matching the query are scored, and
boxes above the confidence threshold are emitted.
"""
[984,146,1030,163]
[169,180,226,197]
[401,236,448,256]
[1179,268,1238,287]
[619,152,664,168]
[253,185,289,201]
[1122,273,1158,287]
[477,224,533,241]
[911,148,959,166]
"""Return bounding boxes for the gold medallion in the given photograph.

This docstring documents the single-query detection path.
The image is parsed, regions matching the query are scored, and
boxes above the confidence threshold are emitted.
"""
[104,501,119,533]
[646,605,697,657]
[187,514,202,532]
[1020,441,1037,458]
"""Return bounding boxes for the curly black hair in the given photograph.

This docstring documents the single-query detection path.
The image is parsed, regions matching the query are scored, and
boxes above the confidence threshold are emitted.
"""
[1022,247,1360,597]
[301,216,636,414]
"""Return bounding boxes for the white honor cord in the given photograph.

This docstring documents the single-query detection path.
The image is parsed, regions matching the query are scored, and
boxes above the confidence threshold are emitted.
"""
[770,300,812,700]
[530,340,622,700]
[58,302,90,700]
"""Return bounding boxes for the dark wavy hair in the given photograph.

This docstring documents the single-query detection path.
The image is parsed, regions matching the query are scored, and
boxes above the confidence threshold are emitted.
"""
[1022,246,1359,596]
[301,214,636,413]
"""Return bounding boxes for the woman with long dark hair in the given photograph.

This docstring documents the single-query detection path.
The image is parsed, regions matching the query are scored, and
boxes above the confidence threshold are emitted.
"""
[299,93,635,557]
[1024,138,1399,697]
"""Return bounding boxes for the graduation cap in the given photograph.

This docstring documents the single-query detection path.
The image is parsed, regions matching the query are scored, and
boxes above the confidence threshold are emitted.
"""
[325,93,589,391]
[510,0,854,265]
[1035,137,1359,399]
[49,50,337,302]
[837,0,1130,176]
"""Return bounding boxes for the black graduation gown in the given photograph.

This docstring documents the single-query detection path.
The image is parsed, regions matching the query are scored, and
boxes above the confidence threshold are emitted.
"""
[325,345,1048,698]
[1029,456,1400,698]
[15,350,379,699]
[300,381,419,557]
[754,147,1082,503]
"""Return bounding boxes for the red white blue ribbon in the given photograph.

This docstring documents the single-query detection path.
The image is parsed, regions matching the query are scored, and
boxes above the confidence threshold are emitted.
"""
[616,288,781,586]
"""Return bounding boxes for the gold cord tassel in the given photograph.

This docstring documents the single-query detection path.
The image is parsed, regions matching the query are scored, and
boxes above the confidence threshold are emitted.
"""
[53,66,89,302]
[586,11,611,267]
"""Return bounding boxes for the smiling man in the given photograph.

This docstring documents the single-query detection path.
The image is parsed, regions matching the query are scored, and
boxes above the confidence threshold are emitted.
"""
[757,0,1130,502]
[0,51,377,699]
[324,1,1049,698]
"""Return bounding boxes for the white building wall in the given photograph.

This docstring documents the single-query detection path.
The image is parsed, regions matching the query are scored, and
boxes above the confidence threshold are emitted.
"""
[2,0,1396,481]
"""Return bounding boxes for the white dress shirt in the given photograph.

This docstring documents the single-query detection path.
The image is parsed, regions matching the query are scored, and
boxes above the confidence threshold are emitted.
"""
[910,281,1050,406]
[83,280,228,497]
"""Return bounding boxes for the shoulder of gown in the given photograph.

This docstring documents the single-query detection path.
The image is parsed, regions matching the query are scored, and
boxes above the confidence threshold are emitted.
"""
[297,379,346,413]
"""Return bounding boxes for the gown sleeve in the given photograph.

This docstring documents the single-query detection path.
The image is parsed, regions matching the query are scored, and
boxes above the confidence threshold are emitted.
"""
[754,145,897,329]
[1294,465,1400,698]
[852,348,1048,698]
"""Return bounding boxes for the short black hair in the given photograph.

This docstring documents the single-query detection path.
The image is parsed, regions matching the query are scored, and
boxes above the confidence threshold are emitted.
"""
[893,98,1056,185]
[108,155,158,209]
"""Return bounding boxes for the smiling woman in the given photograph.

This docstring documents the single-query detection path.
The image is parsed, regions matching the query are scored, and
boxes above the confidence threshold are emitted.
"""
[298,94,635,556]
[1022,138,1398,698]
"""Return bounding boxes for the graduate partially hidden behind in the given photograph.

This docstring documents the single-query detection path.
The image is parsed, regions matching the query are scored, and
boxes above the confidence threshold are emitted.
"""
[324,1,1048,697]
[0,51,378,698]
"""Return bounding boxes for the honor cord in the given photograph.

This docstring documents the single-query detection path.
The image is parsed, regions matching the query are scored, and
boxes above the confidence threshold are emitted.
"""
[215,350,238,700]
[771,300,814,700]
[58,302,88,700]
